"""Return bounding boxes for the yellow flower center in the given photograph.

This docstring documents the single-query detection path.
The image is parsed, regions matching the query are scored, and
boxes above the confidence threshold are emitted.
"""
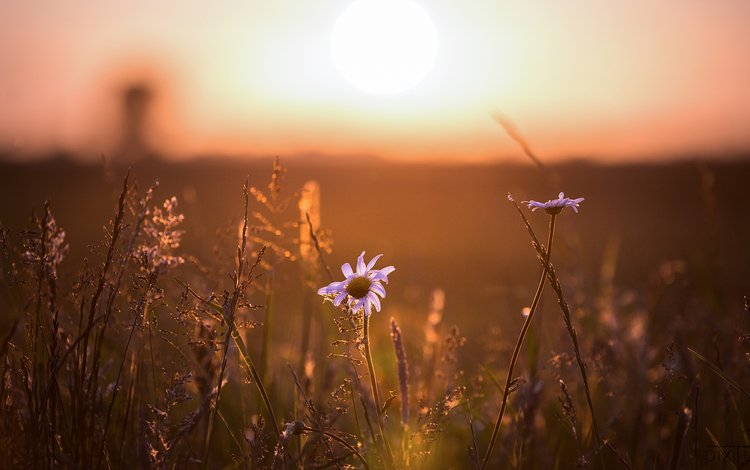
[346,276,372,299]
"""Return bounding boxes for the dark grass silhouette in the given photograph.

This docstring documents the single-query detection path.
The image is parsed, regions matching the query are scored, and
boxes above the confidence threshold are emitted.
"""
[0,156,749,468]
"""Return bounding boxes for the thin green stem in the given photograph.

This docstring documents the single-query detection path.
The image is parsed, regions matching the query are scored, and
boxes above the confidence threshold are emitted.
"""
[363,314,396,469]
[546,268,605,465]
[363,316,382,420]
[203,181,277,467]
[303,426,371,470]
[230,317,281,438]
[178,280,281,441]
[481,213,556,469]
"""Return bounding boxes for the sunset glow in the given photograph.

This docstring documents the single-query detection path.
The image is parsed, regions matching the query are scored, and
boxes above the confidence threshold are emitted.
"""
[331,0,438,95]
[0,1,749,161]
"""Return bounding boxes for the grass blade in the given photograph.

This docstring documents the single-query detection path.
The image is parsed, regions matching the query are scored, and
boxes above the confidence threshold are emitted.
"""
[688,347,750,399]
[705,427,739,470]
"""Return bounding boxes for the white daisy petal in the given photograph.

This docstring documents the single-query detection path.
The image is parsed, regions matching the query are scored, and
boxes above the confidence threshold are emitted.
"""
[341,262,354,277]
[364,301,372,317]
[356,252,367,275]
[369,293,382,312]
[333,291,348,306]
[522,192,584,215]
[318,281,345,295]
[366,254,383,271]
[370,282,386,298]
[370,271,389,283]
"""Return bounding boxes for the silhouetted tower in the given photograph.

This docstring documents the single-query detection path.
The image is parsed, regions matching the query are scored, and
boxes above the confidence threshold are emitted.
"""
[118,82,154,161]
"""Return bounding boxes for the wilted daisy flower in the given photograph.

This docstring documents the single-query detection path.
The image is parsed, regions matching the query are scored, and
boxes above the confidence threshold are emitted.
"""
[318,251,395,316]
[523,192,584,215]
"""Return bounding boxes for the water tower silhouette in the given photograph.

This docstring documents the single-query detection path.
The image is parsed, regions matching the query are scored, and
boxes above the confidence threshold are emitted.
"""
[117,82,156,162]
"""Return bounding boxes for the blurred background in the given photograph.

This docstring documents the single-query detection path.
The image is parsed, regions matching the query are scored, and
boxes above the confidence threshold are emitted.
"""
[1,0,750,162]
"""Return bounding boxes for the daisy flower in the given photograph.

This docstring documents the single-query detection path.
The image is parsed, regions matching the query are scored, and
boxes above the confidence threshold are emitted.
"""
[318,251,395,316]
[523,192,584,215]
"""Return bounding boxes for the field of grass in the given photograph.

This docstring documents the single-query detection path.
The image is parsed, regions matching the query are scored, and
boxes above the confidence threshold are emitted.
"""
[1,156,749,469]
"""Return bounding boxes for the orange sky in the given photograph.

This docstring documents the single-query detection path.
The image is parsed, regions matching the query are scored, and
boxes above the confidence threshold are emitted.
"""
[1,0,749,162]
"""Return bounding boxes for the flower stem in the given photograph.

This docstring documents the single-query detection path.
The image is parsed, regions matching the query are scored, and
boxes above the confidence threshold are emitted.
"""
[481,213,556,469]
[363,314,396,469]
[544,264,605,467]
[178,279,281,444]
[510,200,607,468]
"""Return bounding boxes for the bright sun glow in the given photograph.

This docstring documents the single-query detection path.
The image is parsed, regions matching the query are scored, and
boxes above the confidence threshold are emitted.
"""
[331,0,438,95]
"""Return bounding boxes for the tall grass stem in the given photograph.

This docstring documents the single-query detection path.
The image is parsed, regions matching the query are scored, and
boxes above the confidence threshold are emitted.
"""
[481,213,556,469]
[363,314,396,469]
[509,199,606,467]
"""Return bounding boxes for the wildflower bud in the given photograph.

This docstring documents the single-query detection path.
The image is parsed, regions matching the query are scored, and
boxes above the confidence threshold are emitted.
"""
[293,420,306,435]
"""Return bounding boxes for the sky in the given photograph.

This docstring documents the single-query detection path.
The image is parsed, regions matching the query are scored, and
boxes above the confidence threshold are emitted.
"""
[1,0,749,163]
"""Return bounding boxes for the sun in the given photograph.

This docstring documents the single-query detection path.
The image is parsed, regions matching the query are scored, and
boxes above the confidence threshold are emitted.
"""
[331,0,438,95]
